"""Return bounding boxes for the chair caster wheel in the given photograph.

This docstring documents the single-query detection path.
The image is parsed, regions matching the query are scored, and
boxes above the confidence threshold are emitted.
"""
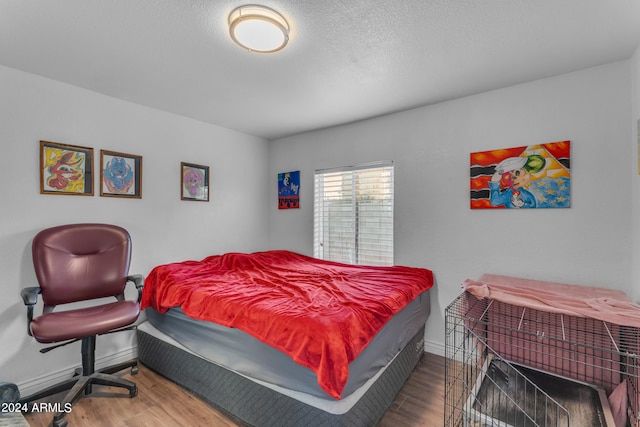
[129,386,138,398]
[53,418,68,427]
[131,365,139,375]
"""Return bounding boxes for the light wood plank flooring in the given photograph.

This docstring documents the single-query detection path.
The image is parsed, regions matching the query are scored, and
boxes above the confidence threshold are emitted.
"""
[24,352,445,427]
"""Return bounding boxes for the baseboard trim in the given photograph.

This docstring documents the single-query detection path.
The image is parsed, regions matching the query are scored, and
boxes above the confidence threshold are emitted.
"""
[17,346,138,397]
[424,339,445,357]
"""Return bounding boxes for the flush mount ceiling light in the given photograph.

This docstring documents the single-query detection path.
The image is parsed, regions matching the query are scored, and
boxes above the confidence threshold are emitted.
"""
[228,5,290,53]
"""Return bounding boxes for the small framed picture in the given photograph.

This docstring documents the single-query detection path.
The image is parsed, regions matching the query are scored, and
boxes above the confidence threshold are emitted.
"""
[100,150,142,198]
[278,170,300,209]
[40,140,94,196]
[181,162,209,201]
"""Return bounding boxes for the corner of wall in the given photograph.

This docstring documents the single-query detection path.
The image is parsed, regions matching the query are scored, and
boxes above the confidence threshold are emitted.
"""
[631,44,640,303]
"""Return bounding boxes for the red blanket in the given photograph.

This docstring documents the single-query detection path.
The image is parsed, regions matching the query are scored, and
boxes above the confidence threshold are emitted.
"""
[141,250,433,399]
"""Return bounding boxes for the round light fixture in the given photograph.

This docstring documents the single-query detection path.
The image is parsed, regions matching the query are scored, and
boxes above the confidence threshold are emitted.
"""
[228,5,290,53]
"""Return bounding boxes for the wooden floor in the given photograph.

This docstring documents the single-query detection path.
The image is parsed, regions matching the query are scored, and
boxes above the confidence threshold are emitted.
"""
[24,352,445,427]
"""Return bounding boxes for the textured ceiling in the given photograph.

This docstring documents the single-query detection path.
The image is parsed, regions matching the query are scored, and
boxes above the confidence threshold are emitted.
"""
[1,1,640,140]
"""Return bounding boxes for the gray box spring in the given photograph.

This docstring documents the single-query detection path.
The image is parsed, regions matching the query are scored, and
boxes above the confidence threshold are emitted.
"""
[137,325,425,426]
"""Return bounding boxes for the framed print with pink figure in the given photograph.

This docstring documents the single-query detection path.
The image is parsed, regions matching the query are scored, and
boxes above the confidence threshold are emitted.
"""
[181,162,209,201]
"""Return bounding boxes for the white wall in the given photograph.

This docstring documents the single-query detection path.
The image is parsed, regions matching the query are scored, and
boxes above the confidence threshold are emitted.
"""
[0,65,271,393]
[2,56,636,391]
[632,46,640,304]
[268,61,634,355]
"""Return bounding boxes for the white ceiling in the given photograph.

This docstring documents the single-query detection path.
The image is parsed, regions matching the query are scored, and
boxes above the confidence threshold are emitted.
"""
[1,1,640,140]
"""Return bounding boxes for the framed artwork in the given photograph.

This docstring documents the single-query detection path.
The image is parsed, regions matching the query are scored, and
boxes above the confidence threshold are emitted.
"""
[278,170,300,209]
[40,140,94,196]
[181,162,209,201]
[100,150,142,198]
[470,140,571,209]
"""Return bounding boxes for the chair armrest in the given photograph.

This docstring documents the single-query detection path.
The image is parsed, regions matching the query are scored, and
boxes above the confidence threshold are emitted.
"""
[20,287,41,337]
[127,274,144,303]
[20,287,41,306]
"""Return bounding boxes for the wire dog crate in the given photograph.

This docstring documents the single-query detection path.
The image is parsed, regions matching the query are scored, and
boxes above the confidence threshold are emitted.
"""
[445,291,640,427]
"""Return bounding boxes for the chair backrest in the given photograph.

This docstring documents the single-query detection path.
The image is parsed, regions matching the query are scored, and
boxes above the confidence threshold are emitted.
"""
[32,223,132,307]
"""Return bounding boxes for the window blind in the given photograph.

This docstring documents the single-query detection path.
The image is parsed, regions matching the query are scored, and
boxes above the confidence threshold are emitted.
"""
[313,161,394,266]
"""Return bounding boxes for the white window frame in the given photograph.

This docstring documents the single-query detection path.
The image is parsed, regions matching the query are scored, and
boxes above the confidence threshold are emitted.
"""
[313,161,394,266]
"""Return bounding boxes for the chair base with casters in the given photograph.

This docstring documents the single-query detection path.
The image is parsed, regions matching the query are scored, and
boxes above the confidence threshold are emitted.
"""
[20,223,144,427]
[19,335,139,427]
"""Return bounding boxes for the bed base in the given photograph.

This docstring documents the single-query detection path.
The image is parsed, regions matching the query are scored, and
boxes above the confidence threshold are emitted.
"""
[137,325,425,427]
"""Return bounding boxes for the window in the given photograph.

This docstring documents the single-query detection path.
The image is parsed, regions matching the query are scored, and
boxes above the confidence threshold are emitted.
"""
[314,161,394,266]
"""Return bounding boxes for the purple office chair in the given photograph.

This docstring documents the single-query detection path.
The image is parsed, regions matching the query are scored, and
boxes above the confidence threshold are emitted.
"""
[19,223,143,427]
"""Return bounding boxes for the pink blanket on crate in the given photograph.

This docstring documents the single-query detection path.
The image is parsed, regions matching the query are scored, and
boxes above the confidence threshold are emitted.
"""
[463,274,640,427]
[462,274,640,328]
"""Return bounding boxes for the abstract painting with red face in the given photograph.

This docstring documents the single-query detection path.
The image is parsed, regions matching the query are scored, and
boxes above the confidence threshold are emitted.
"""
[470,141,570,209]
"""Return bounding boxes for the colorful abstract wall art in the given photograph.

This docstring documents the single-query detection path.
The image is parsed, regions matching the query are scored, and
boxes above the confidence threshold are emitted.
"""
[470,141,571,209]
[181,162,209,201]
[40,140,94,196]
[278,170,300,209]
[100,150,142,198]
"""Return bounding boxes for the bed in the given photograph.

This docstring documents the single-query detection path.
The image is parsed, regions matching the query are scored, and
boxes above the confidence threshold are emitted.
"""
[137,250,434,426]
